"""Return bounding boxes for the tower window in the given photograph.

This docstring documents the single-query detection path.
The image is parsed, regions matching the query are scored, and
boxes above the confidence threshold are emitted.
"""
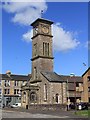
[43,42,49,56]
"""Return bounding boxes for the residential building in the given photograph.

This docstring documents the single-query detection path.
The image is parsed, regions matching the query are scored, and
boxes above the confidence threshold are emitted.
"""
[82,67,90,102]
[0,70,30,107]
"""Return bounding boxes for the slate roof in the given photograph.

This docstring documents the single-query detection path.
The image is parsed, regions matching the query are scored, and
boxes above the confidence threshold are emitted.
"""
[0,74,31,81]
[41,71,83,83]
[41,71,65,82]
[60,75,83,83]
[31,18,53,26]
[0,74,10,80]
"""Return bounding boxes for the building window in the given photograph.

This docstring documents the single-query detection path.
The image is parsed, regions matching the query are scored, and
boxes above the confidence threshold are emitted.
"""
[14,89,19,94]
[55,93,59,103]
[89,98,90,102]
[14,81,19,86]
[44,84,48,101]
[0,89,2,95]
[14,89,16,94]
[0,80,1,86]
[4,89,7,94]
[88,76,90,81]
[30,92,37,102]
[43,42,49,56]
[88,87,90,92]
[76,82,79,87]
[22,81,25,85]
[23,92,26,103]
[7,89,10,94]
[4,89,10,94]
[4,80,10,87]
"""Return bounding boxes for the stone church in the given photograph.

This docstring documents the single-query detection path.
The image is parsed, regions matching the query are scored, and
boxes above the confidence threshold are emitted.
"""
[21,18,83,109]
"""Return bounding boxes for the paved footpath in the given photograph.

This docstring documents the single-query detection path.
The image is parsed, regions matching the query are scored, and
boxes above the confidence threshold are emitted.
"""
[1,108,88,120]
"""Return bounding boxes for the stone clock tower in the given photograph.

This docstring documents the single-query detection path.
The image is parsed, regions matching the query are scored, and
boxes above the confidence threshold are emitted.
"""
[31,18,54,82]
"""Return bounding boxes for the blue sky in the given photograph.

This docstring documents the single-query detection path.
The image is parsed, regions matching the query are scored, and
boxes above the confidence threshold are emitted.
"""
[2,2,88,76]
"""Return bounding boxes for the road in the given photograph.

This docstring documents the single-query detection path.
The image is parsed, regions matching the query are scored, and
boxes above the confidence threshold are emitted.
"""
[2,109,69,118]
[1,108,88,120]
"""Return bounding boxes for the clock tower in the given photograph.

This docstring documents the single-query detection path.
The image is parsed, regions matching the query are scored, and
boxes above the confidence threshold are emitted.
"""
[31,18,54,82]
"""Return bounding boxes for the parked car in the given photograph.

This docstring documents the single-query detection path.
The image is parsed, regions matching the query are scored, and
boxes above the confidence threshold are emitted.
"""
[77,103,88,110]
[11,103,21,108]
[69,102,88,110]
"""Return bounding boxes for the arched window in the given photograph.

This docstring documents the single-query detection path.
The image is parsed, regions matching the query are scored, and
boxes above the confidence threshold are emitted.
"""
[23,92,26,103]
[56,93,59,103]
[30,92,37,102]
[44,84,47,101]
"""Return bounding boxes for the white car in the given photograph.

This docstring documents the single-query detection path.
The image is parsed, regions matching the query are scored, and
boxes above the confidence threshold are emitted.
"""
[11,103,21,108]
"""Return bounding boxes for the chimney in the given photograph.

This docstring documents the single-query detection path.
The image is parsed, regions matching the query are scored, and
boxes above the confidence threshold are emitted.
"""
[6,70,11,77]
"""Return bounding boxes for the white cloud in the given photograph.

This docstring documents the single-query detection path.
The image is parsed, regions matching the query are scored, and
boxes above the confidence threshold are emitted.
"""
[22,23,80,51]
[3,0,47,25]
[23,30,33,42]
[52,24,80,51]
[2,0,80,52]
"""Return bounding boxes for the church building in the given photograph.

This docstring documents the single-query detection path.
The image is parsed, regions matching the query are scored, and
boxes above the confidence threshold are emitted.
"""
[21,18,83,109]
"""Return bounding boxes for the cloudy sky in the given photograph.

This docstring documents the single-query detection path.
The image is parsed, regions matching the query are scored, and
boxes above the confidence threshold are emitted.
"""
[1,1,88,76]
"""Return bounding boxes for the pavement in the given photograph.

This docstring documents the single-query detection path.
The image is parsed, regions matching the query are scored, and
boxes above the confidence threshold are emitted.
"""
[1,107,89,120]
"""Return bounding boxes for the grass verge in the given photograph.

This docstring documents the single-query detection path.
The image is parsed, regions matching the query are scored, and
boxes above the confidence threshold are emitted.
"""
[76,110,90,117]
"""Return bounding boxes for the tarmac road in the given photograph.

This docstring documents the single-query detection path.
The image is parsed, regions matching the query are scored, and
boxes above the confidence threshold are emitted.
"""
[1,108,88,120]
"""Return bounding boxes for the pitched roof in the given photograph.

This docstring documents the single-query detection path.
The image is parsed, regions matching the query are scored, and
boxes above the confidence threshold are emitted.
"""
[41,71,65,82]
[60,75,83,83]
[31,18,53,26]
[0,74,10,80]
[82,67,90,77]
[41,71,82,83]
[0,74,31,81]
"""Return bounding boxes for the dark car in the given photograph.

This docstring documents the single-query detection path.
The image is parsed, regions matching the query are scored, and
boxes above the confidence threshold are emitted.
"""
[77,103,88,110]
[69,102,88,110]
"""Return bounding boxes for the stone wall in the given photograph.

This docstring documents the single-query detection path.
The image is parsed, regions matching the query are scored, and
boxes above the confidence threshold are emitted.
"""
[29,104,67,111]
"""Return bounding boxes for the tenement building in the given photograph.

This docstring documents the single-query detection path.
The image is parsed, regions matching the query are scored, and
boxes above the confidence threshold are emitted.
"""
[82,67,90,103]
[0,70,30,107]
[21,18,83,109]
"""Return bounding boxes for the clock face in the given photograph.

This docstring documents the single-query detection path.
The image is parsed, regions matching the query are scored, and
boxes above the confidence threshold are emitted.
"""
[34,27,38,35]
[42,26,49,34]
